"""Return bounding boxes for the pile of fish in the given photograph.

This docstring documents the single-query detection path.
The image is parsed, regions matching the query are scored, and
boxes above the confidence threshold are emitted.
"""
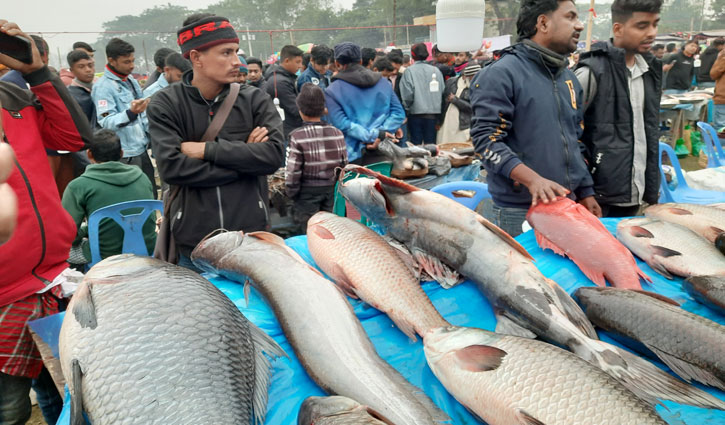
[191,230,449,425]
[336,165,723,411]
[59,255,285,425]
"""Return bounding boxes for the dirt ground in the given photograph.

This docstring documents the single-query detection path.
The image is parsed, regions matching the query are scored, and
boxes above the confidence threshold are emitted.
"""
[27,407,45,425]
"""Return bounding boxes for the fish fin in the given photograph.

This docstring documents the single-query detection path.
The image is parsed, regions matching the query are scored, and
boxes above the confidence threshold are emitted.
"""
[342,164,420,192]
[494,311,537,339]
[453,344,507,372]
[534,230,567,257]
[382,236,422,281]
[629,225,655,238]
[412,248,461,288]
[70,359,85,425]
[577,339,725,410]
[248,321,287,425]
[72,282,97,329]
[389,312,418,342]
[330,263,359,299]
[631,290,680,306]
[248,231,325,278]
[410,390,452,423]
[308,223,335,240]
[651,245,682,258]
[668,207,694,215]
[514,409,546,425]
[642,258,675,280]
[372,180,395,216]
[244,280,251,308]
[573,260,608,287]
[362,406,398,425]
[708,226,725,237]
[478,215,534,261]
[550,281,598,339]
[645,343,725,391]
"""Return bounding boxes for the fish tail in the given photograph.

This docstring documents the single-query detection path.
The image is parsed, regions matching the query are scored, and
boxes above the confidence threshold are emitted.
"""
[575,338,725,410]
[249,321,288,425]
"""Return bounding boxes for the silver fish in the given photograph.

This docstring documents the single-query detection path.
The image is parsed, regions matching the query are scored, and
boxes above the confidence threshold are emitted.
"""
[645,203,725,254]
[191,231,449,425]
[576,287,725,391]
[297,396,393,425]
[59,254,284,425]
[424,326,667,425]
[617,217,725,278]
[337,164,725,410]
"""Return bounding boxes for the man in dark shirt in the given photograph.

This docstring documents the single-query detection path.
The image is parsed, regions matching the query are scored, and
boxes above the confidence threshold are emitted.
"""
[697,38,724,89]
[67,50,96,128]
[663,39,697,93]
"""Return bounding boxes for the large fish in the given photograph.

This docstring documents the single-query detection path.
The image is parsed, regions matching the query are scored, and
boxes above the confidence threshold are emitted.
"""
[576,286,725,392]
[645,203,725,254]
[526,197,650,289]
[684,275,725,315]
[59,254,284,425]
[297,396,393,425]
[306,212,449,340]
[617,217,725,279]
[337,164,725,409]
[423,326,667,425]
[191,231,449,425]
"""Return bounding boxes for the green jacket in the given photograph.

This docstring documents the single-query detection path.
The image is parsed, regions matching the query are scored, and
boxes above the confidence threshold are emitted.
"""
[61,161,156,261]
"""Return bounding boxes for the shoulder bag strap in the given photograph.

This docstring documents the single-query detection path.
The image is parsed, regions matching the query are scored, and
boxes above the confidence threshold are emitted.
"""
[201,82,241,142]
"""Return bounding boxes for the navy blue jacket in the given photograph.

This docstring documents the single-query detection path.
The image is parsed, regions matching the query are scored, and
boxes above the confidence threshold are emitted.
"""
[470,43,594,208]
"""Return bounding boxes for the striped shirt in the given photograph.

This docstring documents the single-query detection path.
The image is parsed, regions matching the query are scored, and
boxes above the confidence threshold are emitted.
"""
[0,286,63,378]
[285,122,348,199]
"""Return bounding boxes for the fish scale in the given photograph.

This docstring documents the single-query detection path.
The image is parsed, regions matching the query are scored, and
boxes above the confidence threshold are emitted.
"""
[424,327,666,425]
[307,212,449,339]
[60,255,282,425]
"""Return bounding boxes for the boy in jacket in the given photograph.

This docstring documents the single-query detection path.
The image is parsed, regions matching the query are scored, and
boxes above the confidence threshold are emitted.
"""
[0,19,92,424]
[471,0,601,237]
[62,129,156,265]
[575,0,663,217]
[147,14,284,271]
[264,45,304,140]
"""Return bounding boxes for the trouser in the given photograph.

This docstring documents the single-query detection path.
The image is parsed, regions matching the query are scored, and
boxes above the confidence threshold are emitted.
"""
[697,82,716,89]
[600,204,641,218]
[407,115,437,145]
[293,185,335,232]
[123,150,158,199]
[714,104,725,132]
[0,367,61,425]
[485,203,529,238]
[663,89,687,95]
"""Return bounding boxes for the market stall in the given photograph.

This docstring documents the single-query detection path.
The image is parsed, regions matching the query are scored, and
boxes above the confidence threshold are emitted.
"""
[50,218,725,425]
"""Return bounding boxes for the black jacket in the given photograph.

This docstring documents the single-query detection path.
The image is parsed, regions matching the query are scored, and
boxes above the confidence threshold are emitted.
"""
[442,76,472,130]
[147,71,285,255]
[577,41,662,205]
[68,84,97,129]
[698,46,719,84]
[263,64,302,139]
[470,42,594,208]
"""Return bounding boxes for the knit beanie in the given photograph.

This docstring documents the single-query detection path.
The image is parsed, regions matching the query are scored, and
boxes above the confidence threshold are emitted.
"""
[177,16,239,59]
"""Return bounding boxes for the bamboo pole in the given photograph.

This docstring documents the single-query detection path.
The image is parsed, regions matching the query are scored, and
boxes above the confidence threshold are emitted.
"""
[585,0,595,51]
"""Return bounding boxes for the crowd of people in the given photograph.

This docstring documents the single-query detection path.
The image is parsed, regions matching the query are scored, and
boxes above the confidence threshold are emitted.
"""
[1,0,725,423]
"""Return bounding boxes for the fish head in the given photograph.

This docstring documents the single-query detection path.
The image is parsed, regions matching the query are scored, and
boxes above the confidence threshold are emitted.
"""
[190,231,244,273]
[85,254,161,283]
[573,286,612,312]
[339,177,392,221]
[616,217,656,240]
[297,396,391,425]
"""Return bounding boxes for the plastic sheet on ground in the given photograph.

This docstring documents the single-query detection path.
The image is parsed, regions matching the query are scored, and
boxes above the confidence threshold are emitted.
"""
[54,218,725,425]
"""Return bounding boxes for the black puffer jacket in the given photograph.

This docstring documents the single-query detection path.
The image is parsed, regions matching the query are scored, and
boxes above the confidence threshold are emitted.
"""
[577,41,662,205]
[263,64,302,138]
[147,71,285,256]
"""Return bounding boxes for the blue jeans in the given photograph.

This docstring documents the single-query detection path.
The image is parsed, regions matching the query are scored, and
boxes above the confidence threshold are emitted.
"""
[32,367,62,425]
[714,104,725,132]
[0,372,31,425]
[663,89,687,95]
[485,203,529,237]
[698,82,716,89]
[407,115,437,145]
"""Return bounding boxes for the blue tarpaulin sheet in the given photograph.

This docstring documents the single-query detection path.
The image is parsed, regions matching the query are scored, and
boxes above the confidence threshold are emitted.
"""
[52,218,724,424]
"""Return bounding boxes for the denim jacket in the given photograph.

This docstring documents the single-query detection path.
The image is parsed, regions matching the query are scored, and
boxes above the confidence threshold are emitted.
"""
[91,66,149,157]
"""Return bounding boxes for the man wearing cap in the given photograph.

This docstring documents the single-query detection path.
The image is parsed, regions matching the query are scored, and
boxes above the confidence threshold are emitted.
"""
[438,63,480,144]
[236,55,248,84]
[325,42,405,165]
[143,52,191,98]
[147,13,285,271]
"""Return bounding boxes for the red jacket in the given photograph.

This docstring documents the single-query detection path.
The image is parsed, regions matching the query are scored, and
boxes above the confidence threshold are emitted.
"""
[0,67,92,307]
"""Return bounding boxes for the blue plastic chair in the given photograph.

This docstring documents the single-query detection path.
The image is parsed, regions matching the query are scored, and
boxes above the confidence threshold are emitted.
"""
[658,142,725,204]
[430,181,491,210]
[87,200,163,268]
[697,121,725,168]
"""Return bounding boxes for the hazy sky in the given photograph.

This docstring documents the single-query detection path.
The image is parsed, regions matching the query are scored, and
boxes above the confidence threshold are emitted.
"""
[3,0,355,68]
